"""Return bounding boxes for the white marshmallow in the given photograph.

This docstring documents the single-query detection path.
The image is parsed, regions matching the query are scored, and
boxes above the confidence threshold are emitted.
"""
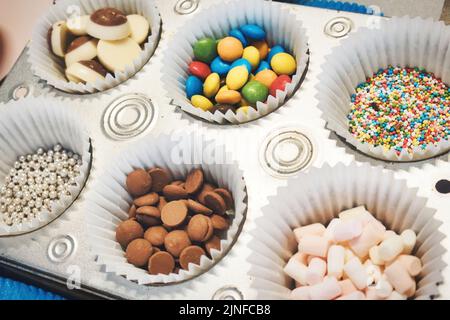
[386,291,407,300]
[345,248,356,263]
[309,277,342,300]
[364,260,382,286]
[298,235,330,258]
[337,291,365,300]
[401,229,417,255]
[294,223,326,243]
[324,218,340,241]
[382,230,397,241]
[375,277,393,298]
[332,219,363,242]
[283,255,309,286]
[344,257,369,290]
[349,221,385,258]
[327,245,345,279]
[306,258,327,285]
[384,261,415,295]
[365,287,383,300]
[369,246,384,265]
[338,206,367,220]
[339,279,358,295]
[396,255,422,277]
[127,14,150,44]
[291,286,310,300]
[378,235,404,262]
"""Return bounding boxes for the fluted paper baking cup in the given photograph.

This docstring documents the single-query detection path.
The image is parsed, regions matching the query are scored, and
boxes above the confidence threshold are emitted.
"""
[85,132,247,285]
[161,0,309,124]
[0,97,91,236]
[248,163,446,299]
[317,17,450,161]
[28,0,161,94]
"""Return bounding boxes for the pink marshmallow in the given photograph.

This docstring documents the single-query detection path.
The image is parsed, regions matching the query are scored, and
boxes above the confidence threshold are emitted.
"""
[327,245,345,279]
[384,260,415,295]
[339,279,358,295]
[291,286,310,300]
[348,221,385,258]
[396,255,422,277]
[343,257,369,290]
[337,291,366,300]
[305,257,327,286]
[324,218,340,241]
[294,223,326,242]
[283,255,308,286]
[309,277,342,300]
[298,235,331,258]
[332,219,363,242]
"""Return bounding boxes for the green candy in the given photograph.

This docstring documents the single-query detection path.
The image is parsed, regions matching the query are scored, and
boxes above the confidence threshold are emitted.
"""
[242,81,269,104]
[193,38,218,63]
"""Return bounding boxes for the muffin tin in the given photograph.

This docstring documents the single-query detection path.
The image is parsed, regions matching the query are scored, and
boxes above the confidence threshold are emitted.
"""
[0,0,449,300]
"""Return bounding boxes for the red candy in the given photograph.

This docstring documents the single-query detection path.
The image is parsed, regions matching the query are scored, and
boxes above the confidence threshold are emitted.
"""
[188,61,211,80]
[270,75,292,97]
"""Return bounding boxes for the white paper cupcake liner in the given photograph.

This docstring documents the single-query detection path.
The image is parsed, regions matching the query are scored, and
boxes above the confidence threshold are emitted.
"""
[0,97,91,236]
[85,132,247,285]
[28,0,161,94]
[317,16,450,162]
[161,0,309,124]
[248,163,446,300]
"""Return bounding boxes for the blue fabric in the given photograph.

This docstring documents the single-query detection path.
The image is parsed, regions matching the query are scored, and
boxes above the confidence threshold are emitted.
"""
[0,277,64,300]
[280,0,384,15]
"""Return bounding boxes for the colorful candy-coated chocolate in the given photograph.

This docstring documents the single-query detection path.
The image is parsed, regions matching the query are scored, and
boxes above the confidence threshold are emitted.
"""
[193,38,217,63]
[271,52,297,75]
[215,89,241,104]
[237,106,251,115]
[270,75,292,97]
[252,40,269,60]
[191,95,214,111]
[185,75,203,99]
[242,80,269,105]
[210,56,231,76]
[230,58,252,73]
[203,73,220,98]
[242,46,260,70]
[255,60,271,74]
[226,65,249,90]
[267,45,285,63]
[254,69,277,88]
[240,24,266,40]
[229,28,248,47]
[188,61,211,80]
[210,104,235,114]
[217,37,243,62]
[217,84,229,95]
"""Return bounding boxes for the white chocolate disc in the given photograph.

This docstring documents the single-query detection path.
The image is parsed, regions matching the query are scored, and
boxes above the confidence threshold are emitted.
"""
[127,14,150,44]
[65,39,98,67]
[67,15,90,36]
[97,38,142,73]
[87,20,131,41]
[51,21,69,57]
[66,62,106,84]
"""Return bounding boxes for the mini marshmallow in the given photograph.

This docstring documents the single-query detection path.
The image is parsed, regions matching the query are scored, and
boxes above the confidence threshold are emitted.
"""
[401,229,417,255]
[404,280,416,298]
[384,261,415,295]
[386,291,407,300]
[369,246,384,265]
[382,230,397,241]
[378,235,404,262]
[291,286,310,300]
[327,245,345,279]
[332,219,363,242]
[298,235,330,258]
[309,277,342,300]
[339,279,358,295]
[337,291,365,300]
[345,248,356,263]
[338,206,367,221]
[323,218,340,242]
[344,257,369,290]
[305,258,327,286]
[375,277,393,299]
[349,221,385,258]
[364,260,382,286]
[365,287,383,300]
[284,255,309,286]
[396,255,422,277]
[294,223,326,243]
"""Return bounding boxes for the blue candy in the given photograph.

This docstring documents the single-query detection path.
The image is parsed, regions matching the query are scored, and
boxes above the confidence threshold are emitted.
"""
[229,28,248,47]
[230,58,252,73]
[267,45,285,63]
[185,75,203,99]
[255,61,271,74]
[240,24,266,40]
[210,56,231,76]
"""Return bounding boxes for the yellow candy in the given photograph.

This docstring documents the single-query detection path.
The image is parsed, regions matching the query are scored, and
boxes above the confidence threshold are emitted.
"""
[203,73,220,98]
[191,95,213,111]
[226,65,249,90]
[237,106,251,115]
[217,84,229,95]
[254,69,277,88]
[252,41,269,60]
[215,89,241,104]
[242,46,260,70]
[271,52,297,75]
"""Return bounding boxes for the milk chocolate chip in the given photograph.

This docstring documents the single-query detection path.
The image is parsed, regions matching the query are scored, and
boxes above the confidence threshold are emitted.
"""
[164,230,191,257]
[128,204,137,219]
[163,185,188,201]
[134,192,159,207]
[197,183,215,204]
[126,169,152,197]
[186,199,213,215]
[214,188,234,210]
[148,251,175,275]
[136,206,160,227]
[211,214,230,231]
[161,200,188,228]
[187,214,214,242]
[158,196,168,212]
[204,192,227,215]
[126,238,153,267]
[148,168,172,193]
[144,226,168,247]
[179,246,205,270]
[205,235,221,255]
[116,219,144,248]
[184,169,204,194]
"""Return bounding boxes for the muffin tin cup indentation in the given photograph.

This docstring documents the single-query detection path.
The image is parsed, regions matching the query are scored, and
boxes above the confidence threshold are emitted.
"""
[0,97,92,237]
[317,16,450,162]
[248,163,445,300]
[85,132,247,285]
[28,0,162,94]
[161,0,309,125]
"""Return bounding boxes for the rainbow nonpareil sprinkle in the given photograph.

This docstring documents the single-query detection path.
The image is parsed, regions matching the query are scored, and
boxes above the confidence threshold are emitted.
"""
[347,66,450,155]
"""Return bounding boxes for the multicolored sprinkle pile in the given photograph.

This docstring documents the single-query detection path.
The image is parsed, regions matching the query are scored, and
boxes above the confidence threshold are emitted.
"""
[347,66,450,155]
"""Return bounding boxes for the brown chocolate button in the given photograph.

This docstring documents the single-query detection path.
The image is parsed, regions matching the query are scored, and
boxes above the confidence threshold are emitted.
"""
[116,219,144,248]
[204,192,227,215]
[184,169,204,194]
[211,214,230,231]
[164,230,191,257]
[90,8,128,26]
[126,169,152,197]
[205,235,222,255]
[136,206,160,227]
[144,226,168,247]
[187,215,214,242]
[79,60,108,77]
[179,246,206,270]
[157,196,168,212]
[163,185,188,201]
[134,192,159,207]
[214,188,233,210]
[148,168,172,192]
[171,180,184,186]
[186,199,213,215]
[148,251,175,275]
[67,36,92,53]
[128,204,137,219]
[197,183,215,204]
[126,238,153,267]
[161,200,188,228]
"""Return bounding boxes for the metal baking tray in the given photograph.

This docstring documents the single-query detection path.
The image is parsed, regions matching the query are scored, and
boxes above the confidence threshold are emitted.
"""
[0,0,449,300]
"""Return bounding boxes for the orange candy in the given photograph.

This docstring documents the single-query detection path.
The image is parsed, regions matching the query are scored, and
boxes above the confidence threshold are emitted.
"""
[217,37,244,62]
[254,69,278,88]
[252,40,269,60]
[215,89,242,104]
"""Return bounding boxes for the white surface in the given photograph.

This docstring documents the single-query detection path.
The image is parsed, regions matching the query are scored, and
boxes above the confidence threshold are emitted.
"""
[352,0,445,19]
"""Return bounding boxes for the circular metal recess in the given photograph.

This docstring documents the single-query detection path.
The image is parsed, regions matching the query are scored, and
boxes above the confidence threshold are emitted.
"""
[260,129,314,177]
[212,286,244,300]
[11,83,32,100]
[324,17,353,38]
[47,235,77,263]
[103,93,155,140]
[174,0,199,15]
